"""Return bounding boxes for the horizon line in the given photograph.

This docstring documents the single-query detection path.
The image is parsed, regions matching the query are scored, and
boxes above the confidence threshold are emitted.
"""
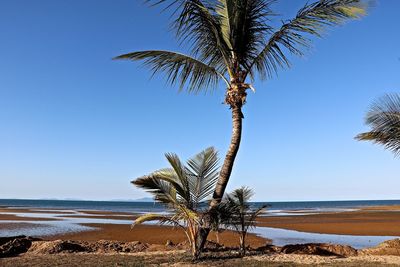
[1,197,400,203]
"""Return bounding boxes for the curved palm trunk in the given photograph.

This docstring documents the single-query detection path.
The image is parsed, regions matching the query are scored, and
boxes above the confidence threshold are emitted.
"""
[194,105,244,259]
[211,105,243,208]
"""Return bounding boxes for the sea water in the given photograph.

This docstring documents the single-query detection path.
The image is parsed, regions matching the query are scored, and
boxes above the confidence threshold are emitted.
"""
[2,199,400,214]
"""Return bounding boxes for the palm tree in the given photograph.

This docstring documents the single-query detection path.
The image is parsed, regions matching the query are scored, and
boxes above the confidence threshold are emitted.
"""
[356,94,400,156]
[115,0,366,251]
[131,147,220,258]
[217,186,266,256]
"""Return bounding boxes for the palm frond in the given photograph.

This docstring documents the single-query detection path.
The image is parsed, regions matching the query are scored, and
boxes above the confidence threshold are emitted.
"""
[230,186,253,207]
[356,94,400,156]
[133,213,187,231]
[114,50,228,93]
[217,186,267,232]
[216,0,275,72]
[164,152,192,205]
[186,147,220,206]
[133,213,174,225]
[144,0,232,77]
[177,204,201,222]
[364,94,400,129]
[132,169,185,206]
[132,147,222,212]
[176,1,232,73]
[247,0,366,79]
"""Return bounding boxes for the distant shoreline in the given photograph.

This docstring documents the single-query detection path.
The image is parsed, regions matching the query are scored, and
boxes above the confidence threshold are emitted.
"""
[1,206,400,266]
[2,198,400,202]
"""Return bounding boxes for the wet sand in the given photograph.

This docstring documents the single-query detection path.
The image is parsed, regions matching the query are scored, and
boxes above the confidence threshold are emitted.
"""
[0,214,60,221]
[362,205,400,211]
[76,210,134,216]
[2,205,400,246]
[0,222,46,231]
[47,223,268,247]
[0,208,76,214]
[0,207,267,247]
[0,208,135,221]
[60,214,136,220]
[258,208,400,236]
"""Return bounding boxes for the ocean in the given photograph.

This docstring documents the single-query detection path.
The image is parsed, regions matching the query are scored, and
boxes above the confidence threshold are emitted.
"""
[1,198,400,214]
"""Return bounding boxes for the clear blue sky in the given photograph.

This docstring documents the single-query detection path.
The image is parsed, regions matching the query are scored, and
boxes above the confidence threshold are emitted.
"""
[0,0,399,201]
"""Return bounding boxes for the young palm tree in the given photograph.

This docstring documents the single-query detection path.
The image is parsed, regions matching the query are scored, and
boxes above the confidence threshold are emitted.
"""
[131,147,220,258]
[356,94,400,156]
[217,186,267,256]
[116,0,366,251]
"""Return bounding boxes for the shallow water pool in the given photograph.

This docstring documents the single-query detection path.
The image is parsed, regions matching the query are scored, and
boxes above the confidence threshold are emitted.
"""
[252,226,399,249]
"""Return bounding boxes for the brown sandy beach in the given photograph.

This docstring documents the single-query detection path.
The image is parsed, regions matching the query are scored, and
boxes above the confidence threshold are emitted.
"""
[2,206,400,266]
[0,207,267,247]
[2,205,400,245]
[258,206,400,236]
[0,206,400,242]
[49,223,268,247]
[41,206,400,247]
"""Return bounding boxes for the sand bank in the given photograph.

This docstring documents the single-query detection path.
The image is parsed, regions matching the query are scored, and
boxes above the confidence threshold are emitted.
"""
[258,209,400,236]
[46,223,268,247]
[2,205,400,245]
